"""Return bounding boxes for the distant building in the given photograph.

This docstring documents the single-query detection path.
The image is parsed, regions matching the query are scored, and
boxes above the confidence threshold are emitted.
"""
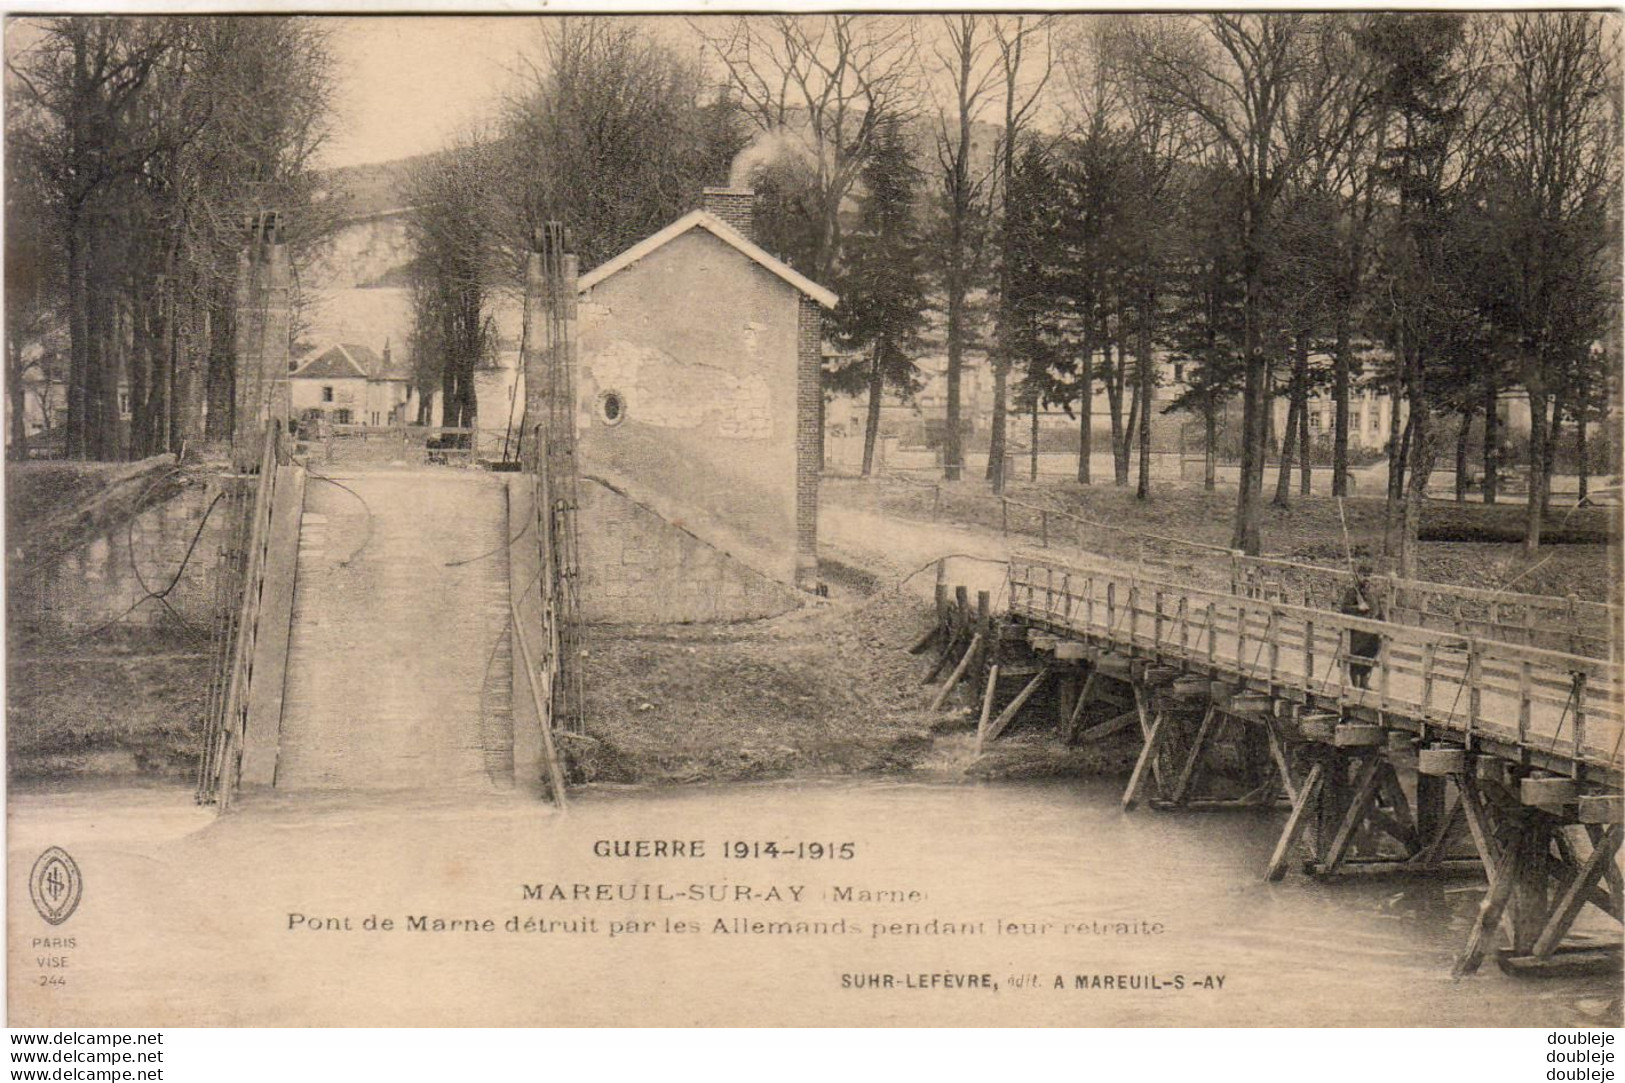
[571,186,836,622]
[289,342,412,427]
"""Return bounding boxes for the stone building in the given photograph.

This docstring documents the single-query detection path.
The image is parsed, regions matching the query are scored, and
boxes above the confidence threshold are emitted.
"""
[571,187,836,623]
[289,342,412,427]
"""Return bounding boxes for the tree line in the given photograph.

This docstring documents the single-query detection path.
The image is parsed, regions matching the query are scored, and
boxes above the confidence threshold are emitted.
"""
[9,14,1618,566]
[6,16,335,460]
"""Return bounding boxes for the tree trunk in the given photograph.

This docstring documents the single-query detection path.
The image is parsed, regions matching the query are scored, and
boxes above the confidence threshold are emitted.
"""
[1386,368,1405,503]
[1578,415,1589,503]
[1332,312,1351,497]
[1274,391,1300,508]
[205,277,236,442]
[1204,408,1217,491]
[1232,347,1265,554]
[66,219,90,459]
[1029,400,1039,482]
[1398,401,1437,581]
[1298,394,1312,497]
[1524,382,1547,555]
[860,352,884,478]
[1385,408,1414,559]
[1077,335,1094,484]
[1454,408,1472,503]
[1482,378,1499,505]
[1120,376,1139,488]
[174,265,207,448]
[944,286,964,481]
[987,353,1008,493]
[1135,293,1153,501]
[1541,390,1565,521]
[7,335,28,459]
[1104,341,1128,486]
[88,250,121,460]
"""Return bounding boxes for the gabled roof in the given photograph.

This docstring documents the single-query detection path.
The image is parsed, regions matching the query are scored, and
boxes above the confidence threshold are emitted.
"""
[292,343,379,380]
[577,210,838,310]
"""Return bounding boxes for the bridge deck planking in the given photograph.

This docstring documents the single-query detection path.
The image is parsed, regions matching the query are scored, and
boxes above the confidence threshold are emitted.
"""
[1007,555,1622,779]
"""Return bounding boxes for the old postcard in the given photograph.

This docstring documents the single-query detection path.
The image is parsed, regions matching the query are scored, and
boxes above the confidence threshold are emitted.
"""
[6,10,1622,1029]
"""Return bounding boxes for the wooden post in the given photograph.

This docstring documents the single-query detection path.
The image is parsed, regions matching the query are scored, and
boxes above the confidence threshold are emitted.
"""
[1573,670,1587,760]
[1509,818,1553,956]
[1422,640,1437,716]
[975,665,1000,753]
[1305,619,1317,689]
[1321,756,1386,874]
[982,666,1052,746]
[1532,824,1622,959]
[1266,606,1280,686]
[1455,771,1503,883]
[1377,628,1391,714]
[1266,762,1325,881]
[1062,670,1098,743]
[1128,582,1140,653]
[1122,711,1168,812]
[1517,660,1532,746]
[929,633,983,712]
[1236,601,1248,677]
[1414,773,1446,860]
[1263,716,1300,806]
[1456,838,1522,976]
[1466,638,1482,744]
[1170,705,1219,805]
[1206,601,1218,668]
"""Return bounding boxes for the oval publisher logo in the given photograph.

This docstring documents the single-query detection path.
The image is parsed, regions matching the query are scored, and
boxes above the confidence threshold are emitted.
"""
[29,847,82,926]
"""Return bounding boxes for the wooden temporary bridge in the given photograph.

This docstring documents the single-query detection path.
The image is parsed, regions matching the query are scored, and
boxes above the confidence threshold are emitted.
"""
[921,547,1623,977]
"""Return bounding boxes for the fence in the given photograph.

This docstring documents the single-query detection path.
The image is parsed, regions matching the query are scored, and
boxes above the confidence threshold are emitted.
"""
[1007,554,1623,775]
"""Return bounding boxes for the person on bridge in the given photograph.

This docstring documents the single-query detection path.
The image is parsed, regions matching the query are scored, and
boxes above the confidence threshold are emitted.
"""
[1340,564,1384,689]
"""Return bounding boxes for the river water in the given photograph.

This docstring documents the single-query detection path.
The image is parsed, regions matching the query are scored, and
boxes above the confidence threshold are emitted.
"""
[8,777,1620,1027]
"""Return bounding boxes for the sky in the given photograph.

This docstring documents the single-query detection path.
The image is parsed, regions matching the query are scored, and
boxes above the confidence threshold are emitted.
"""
[318,14,720,170]
[319,16,535,169]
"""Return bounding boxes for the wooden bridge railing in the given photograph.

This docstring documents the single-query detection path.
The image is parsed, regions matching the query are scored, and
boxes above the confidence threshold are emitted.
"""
[1230,553,1618,660]
[1008,554,1623,777]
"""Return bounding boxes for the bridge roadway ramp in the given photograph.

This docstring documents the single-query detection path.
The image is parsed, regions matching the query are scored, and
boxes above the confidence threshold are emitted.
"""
[272,467,516,793]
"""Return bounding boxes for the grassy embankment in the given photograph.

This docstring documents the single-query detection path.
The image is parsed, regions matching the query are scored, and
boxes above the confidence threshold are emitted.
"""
[7,458,211,780]
[823,476,1617,603]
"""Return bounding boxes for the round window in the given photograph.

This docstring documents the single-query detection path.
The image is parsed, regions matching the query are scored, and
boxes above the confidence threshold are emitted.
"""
[599,391,625,426]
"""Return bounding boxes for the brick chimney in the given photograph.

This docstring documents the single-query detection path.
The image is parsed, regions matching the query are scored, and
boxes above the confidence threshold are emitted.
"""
[703,186,755,241]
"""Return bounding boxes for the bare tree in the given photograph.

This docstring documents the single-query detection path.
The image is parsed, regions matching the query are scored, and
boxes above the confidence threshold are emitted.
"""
[503,18,742,274]
[1474,12,1620,554]
[694,14,917,284]
[928,15,1001,482]
[1120,14,1328,552]
[985,15,1055,495]
[6,15,334,459]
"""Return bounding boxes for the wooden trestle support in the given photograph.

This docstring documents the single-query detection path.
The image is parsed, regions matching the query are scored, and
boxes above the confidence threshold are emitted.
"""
[918,567,1624,978]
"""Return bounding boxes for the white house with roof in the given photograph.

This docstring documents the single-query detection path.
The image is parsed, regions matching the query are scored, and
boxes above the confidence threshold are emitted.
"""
[290,342,413,427]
